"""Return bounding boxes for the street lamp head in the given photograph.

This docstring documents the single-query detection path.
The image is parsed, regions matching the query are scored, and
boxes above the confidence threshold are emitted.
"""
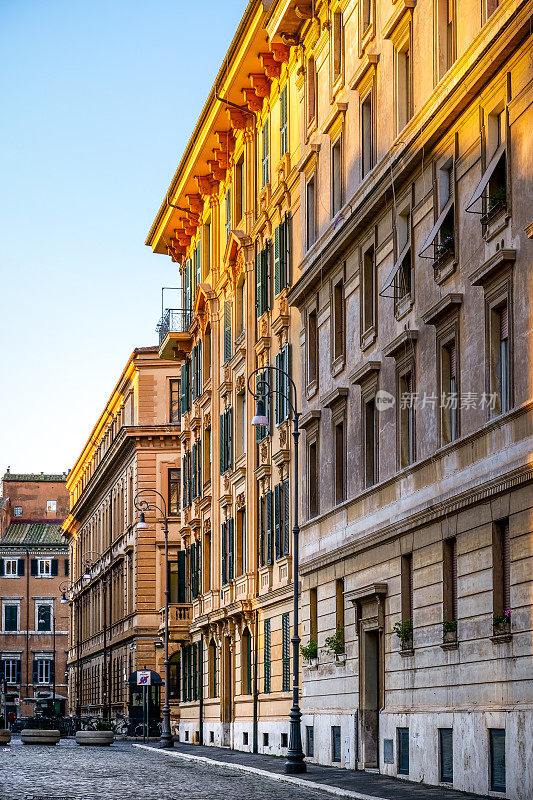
[60,591,68,604]
[136,511,148,530]
[251,397,269,427]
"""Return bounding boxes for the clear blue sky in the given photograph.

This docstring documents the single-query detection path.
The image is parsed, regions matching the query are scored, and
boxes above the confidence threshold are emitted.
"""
[0,0,246,476]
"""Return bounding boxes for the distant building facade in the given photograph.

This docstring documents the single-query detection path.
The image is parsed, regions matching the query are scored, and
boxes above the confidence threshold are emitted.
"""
[62,347,186,723]
[0,472,70,717]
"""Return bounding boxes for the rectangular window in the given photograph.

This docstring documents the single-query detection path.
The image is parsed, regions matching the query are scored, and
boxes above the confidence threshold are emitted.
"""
[436,0,456,81]
[264,619,271,693]
[362,0,373,32]
[489,729,506,792]
[225,189,231,241]
[362,246,375,335]
[334,420,345,505]
[224,300,232,363]
[256,244,270,318]
[442,537,457,624]
[331,10,343,83]
[307,58,316,124]
[280,84,288,156]
[361,93,373,177]
[236,392,246,459]
[204,219,211,277]
[306,176,316,249]
[401,553,413,625]
[4,605,18,632]
[332,726,342,762]
[36,658,51,685]
[236,508,246,577]
[306,725,315,757]
[439,728,453,783]
[235,154,244,223]
[4,658,20,684]
[308,439,318,519]
[3,559,18,577]
[282,612,290,691]
[395,209,412,304]
[169,379,181,424]
[490,302,510,416]
[262,118,270,187]
[37,559,52,578]
[396,38,412,133]
[364,398,377,487]
[169,468,180,516]
[397,727,410,775]
[492,519,510,619]
[332,278,344,363]
[331,137,343,217]
[336,578,345,649]
[310,587,318,643]
[37,603,52,632]
[441,339,458,443]
[275,344,290,425]
[399,370,415,467]
[255,368,271,442]
[219,407,233,475]
[274,216,290,296]
[307,309,318,390]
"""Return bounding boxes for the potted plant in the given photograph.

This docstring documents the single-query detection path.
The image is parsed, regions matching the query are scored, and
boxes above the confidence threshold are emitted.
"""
[488,185,507,212]
[301,639,318,667]
[434,236,455,264]
[21,718,61,745]
[324,625,346,661]
[0,729,11,745]
[493,609,511,636]
[393,619,413,651]
[76,719,115,746]
[442,619,457,643]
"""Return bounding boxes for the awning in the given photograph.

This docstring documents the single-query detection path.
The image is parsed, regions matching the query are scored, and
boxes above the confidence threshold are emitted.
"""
[380,240,410,296]
[466,143,505,212]
[419,195,454,256]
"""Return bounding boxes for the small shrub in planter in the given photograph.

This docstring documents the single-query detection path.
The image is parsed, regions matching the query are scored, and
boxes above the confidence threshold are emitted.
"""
[301,639,318,664]
[442,620,457,642]
[493,609,511,634]
[393,619,413,649]
[324,625,345,657]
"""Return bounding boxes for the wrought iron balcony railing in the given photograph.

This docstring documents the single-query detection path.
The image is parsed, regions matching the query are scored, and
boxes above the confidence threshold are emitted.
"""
[156,308,193,345]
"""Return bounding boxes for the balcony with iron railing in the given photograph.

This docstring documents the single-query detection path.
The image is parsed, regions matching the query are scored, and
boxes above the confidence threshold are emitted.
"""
[156,308,193,360]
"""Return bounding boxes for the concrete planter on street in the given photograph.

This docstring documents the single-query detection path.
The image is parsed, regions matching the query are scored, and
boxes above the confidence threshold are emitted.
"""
[75,730,115,746]
[0,729,11,744]
[21,728,60,745]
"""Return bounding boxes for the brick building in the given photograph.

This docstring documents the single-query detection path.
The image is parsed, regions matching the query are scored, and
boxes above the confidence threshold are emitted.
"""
[0,472,70,718]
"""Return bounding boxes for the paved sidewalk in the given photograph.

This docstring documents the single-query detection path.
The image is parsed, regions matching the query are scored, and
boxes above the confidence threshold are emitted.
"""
[135,741,493,800]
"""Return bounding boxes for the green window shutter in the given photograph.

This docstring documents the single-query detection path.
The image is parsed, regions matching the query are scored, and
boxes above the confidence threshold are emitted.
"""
[220,413,225,474]
[256,249,263,318]
[197,339,202,397]
[192,252,197,304]
[228,517,234,581]
[182,456,187,507]
[282,612,290,691]
[181,364,187,415]
[192,443,197,499]
[259,495,265,566]
[227,406,233,470]
[265,369,271,435]
[224,301,232,362]
[283,343,290,421]
[283,477,290,556]
[275,352,281,425]
[262,119,269,187]
[197,440,202,497]
[191,346,197,401]
[266,490,273,565]
[225,189,231,239]
[264,619,271,693]
[280,84,288,156]
[221,521,227,585]
[262,246,269,313]
[246,631,252,695]
[281,214,290,289]
[274,224,281,297]
[274,483,282,560]
[187,451,192,507]
[196,240,201,287]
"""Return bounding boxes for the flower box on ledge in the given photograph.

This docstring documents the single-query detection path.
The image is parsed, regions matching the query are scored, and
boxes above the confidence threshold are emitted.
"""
[335,652,347,663]
[492,613,512,643]
[399,640,414,656]
[481,199,507,227]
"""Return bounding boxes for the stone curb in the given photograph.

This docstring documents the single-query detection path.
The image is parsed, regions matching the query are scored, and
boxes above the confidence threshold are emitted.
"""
[133,744,389,800]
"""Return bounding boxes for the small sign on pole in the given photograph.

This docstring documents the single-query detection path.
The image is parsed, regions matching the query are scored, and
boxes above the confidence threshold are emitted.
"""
[137,670,151,686]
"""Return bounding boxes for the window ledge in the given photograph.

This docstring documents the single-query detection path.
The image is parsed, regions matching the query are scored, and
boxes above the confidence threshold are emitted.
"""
[394,293,414,320]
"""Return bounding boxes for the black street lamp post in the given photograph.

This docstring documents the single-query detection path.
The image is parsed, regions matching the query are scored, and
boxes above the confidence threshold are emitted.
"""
[247,366,306,774]
[135,489,174,749]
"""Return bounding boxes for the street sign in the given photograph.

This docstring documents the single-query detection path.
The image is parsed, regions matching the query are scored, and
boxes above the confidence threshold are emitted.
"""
[137,670,151,686]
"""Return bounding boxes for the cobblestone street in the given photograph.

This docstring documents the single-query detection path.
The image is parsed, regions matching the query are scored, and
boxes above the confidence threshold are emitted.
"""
[0,738,331,800]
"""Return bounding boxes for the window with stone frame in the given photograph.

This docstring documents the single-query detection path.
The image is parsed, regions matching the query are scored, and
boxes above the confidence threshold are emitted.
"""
[360,232,377,348]
[331,267,345,373]
[306,302,319,397]
[306,56,317,126]
[435,0,456,82]
[331,8,344,87]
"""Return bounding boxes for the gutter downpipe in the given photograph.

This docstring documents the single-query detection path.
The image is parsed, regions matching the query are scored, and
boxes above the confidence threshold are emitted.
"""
[26,549,30,709]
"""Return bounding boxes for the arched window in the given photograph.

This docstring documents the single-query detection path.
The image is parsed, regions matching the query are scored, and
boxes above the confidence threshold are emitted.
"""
[208,639,218,698]
[169,652,180,701]
[241,628,252,695]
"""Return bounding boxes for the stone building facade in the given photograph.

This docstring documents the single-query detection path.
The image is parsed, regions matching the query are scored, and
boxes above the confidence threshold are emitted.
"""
[62,347,186,721]
[0,472,70,718]
[284,1,533,799]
